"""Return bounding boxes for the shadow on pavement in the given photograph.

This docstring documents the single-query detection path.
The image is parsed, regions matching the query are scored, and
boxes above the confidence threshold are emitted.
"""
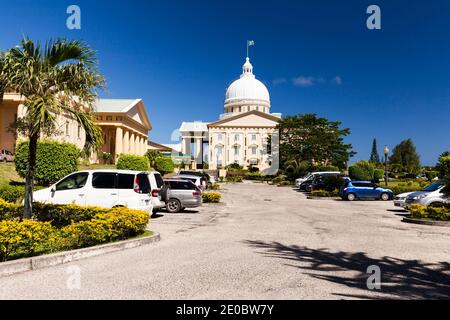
[244,240,450,299]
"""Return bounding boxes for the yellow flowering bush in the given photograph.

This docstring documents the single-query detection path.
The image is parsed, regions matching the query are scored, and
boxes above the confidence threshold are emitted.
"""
[202,192,222,203]
[410,204,450,221]
[0,200,151,261]
[0,220,55,261]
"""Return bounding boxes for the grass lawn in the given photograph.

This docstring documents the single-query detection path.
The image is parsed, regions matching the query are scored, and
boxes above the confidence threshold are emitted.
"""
[0,163,23,186]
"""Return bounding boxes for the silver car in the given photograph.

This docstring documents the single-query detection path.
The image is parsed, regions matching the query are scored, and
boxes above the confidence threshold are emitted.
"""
[164,179,203,213]
[0,149,14,162]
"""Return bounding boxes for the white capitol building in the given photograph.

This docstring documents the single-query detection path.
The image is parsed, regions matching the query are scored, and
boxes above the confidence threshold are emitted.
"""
[178,56,281,172]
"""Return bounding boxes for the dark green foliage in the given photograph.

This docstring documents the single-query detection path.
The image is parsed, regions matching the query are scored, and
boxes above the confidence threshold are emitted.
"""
[389,139,421,174]
[15,140,80,186]
[226,163,243,171]
[370,138,380,163]
[373,169,385,181]
[349,161,375,181]
[116,155,149,171]
[145,150,162,168]
[321,176,346,192]
[277,113,355,171]
[154,156,175,175]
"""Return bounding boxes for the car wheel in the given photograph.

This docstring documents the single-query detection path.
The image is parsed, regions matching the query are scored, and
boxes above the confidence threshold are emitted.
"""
[166,199,181,213]
[380,193,390,201]
[346,193,356,201]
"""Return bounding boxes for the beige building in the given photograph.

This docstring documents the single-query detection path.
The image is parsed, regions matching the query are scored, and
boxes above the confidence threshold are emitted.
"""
[0,94,152,163]
[179,57,281,172]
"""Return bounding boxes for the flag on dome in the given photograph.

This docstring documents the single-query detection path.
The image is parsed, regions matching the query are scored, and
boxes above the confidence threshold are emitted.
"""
[248,40,255,46]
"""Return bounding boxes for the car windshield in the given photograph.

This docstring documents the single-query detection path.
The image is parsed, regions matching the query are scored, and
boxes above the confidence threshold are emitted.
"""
[422,182,444,192]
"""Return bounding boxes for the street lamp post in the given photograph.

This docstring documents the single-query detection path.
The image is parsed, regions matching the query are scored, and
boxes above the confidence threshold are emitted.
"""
[384,146,389,187]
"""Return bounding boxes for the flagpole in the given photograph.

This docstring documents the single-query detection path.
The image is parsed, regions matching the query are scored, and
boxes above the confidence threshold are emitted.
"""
[246,41,249,58]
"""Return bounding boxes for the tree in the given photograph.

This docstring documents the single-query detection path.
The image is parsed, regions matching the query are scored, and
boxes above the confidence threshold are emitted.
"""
[277,113,355,171]
[145,150,162,168]
[389,139,421,174]
[155,157,175,176]
[369,138,380,163]
[436,152,450,196]
[0,38,104,218]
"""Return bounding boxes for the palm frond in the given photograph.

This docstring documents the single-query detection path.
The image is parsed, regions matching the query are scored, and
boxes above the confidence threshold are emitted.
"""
[45,38,96,68]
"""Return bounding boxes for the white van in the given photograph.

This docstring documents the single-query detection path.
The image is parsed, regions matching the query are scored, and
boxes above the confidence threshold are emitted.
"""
[33,170,154,213]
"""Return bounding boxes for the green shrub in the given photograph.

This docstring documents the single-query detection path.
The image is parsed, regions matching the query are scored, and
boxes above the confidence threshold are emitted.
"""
[349,161,375,181]
[145,150,162,168]
[373,169,385,181]
[226,176,243,183]
[208,183,221,191]
[154,156,175,175]
[410,204,450,221]
[311,190,340,198]
[226,163,243,171]
[0,199,22,221]
[424,170,439,181]
[389,185,421,196]
[202,192,221,203]
[15,140,80,186]
[278,181,292,186]
[321,176,346,192]
[0,185,25,203]
[117,154,149,171]
[316,165,340,172]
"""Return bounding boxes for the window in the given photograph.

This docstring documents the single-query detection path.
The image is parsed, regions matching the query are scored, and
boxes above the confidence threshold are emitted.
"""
[65,122,70,136]
[216,146,223,155]
[77,125,82,139]
[217,133,222,141]
[234,146,240,156]
[137,174,151,194]
[117,174,135,189]
[252,134,257,141]
[168,181,196,190]
[92,173,116,189]
[154,173,164,189]
[234,134,239,142]
[252,147,257,155]
[56,173,89,191]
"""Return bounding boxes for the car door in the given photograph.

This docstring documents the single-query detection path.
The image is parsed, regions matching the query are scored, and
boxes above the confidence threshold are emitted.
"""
[353,182,371,198]
[49,172,89,205]
[366,183,380,198]
[87,172,118,208]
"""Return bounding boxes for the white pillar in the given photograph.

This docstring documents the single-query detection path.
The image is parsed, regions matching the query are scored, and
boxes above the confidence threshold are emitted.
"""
[115,127,123,161]
[195,138,202,166]
[130,132,135,154]
[135,134,140,155]
[123,130,129,154]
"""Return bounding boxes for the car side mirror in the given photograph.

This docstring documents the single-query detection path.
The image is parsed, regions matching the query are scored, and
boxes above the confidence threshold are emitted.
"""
[51,186,56,193]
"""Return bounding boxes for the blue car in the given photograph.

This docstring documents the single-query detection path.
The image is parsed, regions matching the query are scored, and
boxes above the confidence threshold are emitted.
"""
[340,180,393,201]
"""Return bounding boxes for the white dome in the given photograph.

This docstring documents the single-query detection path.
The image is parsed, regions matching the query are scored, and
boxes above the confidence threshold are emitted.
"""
[225,58,270,104]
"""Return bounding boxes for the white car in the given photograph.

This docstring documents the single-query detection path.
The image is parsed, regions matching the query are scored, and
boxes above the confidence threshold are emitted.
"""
[0,149,14,162]
[295,171,341,188]
[405,181,449,209]
[393,192,414,208]
[148,171,167,211]
[173,175,206,191]
[33,170,153,213]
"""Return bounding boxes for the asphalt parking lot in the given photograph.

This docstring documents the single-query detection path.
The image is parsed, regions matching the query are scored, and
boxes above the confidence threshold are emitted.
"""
[0,182,449,299]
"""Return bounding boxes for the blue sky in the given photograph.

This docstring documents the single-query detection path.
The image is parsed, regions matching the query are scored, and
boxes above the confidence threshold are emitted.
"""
[1,0,449,165]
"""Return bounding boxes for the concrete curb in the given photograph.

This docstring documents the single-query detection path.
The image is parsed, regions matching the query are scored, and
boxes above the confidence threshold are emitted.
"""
[0,233,161,278]
[402,217,450,227]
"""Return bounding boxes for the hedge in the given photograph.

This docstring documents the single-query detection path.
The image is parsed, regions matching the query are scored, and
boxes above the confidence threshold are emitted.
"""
[0,201,150,261]
[349,161,375,181]
[311,190,340,198]
[154,156,175,175]
[410,204,450,221]
[117,155,149,171]
[0,185,45,204]
[202,192,221,203]
[15,140,80,186]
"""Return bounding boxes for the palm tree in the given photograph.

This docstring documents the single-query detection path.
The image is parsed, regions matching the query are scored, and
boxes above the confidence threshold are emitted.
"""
[1,37,105,219]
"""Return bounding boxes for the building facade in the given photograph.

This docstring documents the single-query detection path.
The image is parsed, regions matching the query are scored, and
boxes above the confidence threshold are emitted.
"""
[179,57,281,172]
[0,94,152,163]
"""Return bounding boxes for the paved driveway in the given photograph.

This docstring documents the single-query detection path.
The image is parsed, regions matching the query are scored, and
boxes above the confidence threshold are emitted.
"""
[0,182,449,299]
